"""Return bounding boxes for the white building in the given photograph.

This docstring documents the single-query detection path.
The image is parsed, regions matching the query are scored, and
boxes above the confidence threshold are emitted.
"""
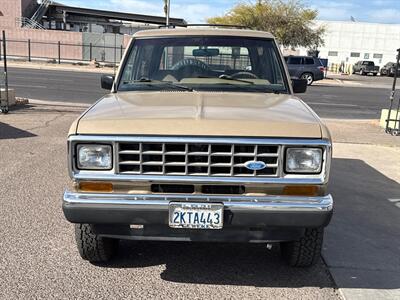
[300,20,400,68]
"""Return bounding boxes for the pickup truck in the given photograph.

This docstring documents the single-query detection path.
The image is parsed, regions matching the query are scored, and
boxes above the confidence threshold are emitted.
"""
[353,60,379,75]
[63,27,333,267]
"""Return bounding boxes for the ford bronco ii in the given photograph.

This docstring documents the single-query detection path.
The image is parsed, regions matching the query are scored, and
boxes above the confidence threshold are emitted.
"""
[63,27,333,267]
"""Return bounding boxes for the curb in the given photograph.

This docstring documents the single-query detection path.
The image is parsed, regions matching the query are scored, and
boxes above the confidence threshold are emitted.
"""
[29,99,91,108]
[6,62,113,74]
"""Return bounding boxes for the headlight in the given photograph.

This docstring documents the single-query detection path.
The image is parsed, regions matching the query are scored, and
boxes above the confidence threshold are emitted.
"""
[286,148,322,173]
[77,144,112,170]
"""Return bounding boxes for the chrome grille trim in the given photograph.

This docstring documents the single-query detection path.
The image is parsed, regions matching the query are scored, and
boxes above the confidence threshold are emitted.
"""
[117,142,280,177]
[68,136,331,184]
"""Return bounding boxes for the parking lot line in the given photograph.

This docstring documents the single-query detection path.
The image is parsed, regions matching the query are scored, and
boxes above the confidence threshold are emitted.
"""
[9,84,47,89]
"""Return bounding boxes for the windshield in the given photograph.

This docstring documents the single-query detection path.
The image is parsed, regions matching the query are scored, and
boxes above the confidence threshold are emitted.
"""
[118,36,288,93]
[362,61,374,66]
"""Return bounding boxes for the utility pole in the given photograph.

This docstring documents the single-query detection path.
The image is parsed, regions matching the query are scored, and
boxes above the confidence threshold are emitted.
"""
[164,0,171,26]
[1,30,9,114]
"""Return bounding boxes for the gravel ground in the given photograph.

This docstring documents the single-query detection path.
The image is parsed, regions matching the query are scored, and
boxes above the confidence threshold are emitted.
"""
[0,104,340,299]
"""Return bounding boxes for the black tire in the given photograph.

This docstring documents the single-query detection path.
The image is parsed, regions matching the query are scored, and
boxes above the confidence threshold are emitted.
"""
[280,227,324,267]
[75,224,119,262]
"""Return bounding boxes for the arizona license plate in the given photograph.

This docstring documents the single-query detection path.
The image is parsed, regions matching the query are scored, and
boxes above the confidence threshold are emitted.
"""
[169,202,223,229]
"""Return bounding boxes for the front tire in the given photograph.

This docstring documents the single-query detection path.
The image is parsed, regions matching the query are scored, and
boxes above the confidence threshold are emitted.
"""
[75,224,119,262]
[280,227,324,267]
[301,73,314,86]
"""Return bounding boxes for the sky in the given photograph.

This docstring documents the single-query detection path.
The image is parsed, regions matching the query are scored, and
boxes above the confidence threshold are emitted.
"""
[60,0,400,24]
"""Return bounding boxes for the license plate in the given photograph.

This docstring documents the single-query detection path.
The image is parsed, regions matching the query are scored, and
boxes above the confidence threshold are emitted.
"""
[169,202,223,229]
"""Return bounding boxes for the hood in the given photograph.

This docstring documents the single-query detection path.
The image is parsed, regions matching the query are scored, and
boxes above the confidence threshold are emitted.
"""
[75,91,322,138]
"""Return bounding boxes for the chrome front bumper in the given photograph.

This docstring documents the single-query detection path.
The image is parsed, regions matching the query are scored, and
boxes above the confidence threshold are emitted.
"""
[63,191,333,228]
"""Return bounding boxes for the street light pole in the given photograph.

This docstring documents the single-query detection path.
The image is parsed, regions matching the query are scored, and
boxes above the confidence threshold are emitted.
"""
[165,0,170,27]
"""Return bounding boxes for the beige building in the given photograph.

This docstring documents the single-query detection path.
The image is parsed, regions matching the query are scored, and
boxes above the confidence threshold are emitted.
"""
[0,0,36,28]
[0,0,83,60]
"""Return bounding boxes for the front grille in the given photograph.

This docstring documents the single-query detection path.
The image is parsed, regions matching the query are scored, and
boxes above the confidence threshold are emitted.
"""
[117,141,280,177]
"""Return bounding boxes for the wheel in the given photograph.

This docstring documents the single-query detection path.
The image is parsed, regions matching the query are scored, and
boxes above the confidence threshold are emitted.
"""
[280,227,324,267]
[301,73,314,86]
[75,224,119,262]
[359,70,364,75]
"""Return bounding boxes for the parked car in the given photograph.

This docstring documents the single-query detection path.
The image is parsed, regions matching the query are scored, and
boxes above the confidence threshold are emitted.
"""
[284,55,325,85]
[63,27,333,267]
[352,61,379,76]
[380,62,400,77]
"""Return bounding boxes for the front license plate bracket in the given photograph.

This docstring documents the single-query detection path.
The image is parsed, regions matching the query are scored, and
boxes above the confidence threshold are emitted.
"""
[169,202,224,229]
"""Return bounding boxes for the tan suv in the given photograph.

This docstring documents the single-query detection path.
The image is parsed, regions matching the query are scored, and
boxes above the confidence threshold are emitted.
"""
[63,27,333,267]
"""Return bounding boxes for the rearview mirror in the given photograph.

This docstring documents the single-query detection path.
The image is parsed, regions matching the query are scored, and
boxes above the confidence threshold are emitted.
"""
[101,75,115,90]
[292,78,307,93]
[193,48,220,57]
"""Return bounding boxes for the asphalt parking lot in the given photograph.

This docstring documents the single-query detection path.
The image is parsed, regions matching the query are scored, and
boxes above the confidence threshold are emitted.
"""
[1,65,399,299]
[0,105,340,300]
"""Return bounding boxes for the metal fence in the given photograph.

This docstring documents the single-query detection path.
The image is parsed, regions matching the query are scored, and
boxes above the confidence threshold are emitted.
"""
[0,38,126,65]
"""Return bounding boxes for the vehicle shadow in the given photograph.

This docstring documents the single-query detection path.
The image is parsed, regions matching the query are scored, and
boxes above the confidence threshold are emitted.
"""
[0,122,36,139]
[94,158,399,290]
[97,240,334,288]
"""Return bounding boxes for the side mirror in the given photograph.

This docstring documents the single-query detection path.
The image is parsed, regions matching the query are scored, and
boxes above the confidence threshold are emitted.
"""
[101,75,115,90]
[292,78,307,93]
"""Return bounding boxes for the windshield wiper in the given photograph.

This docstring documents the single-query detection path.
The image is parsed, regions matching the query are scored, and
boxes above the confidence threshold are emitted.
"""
[218,74,255,84]
[233,85,283,94]
[197,75,281,94]
[197,75,254,85]
[123,77,194,92]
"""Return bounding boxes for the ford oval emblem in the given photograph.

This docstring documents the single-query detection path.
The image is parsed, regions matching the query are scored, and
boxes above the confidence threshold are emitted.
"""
[244,161,267,171]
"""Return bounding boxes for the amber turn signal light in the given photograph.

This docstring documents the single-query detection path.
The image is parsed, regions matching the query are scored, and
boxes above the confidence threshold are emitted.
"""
[283,185,319,196]
[79,182,113,192]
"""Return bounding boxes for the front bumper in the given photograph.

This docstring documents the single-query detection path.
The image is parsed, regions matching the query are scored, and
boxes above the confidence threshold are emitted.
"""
[63,191,333,228]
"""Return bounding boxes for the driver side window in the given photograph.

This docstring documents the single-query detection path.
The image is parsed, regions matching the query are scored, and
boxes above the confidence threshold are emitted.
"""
[122,44,155,81]
[159,46,185,70]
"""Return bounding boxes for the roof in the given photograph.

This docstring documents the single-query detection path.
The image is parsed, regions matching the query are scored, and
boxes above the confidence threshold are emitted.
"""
[48,3,186,26]
[133,28,275,39]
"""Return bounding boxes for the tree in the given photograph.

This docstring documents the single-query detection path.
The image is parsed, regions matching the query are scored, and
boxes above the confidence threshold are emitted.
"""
[207,0,325,49]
